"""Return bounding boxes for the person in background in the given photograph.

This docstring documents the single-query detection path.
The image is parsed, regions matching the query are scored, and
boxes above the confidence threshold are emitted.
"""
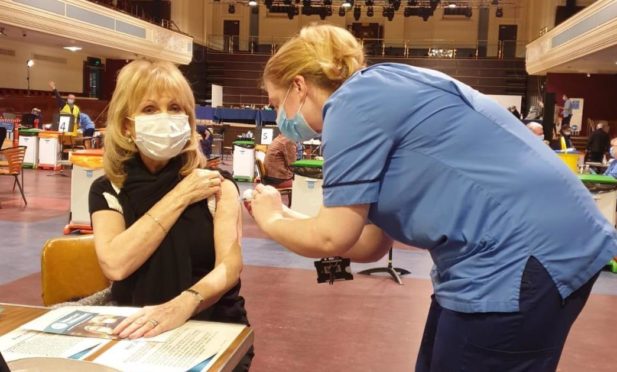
[263,133,297,188]
[31,108,42,126]
[250,24,616,371]
[562,94,573,126]
[586,122,610,162]
[604,138,617,178]
[560,125,573,148]
[197,126,213,159]
[49,80,80,134]
[508,105,521,120]
[526,121,549,145]
[78,112,96,137]
[88,59,252,369]
[526,121,544,138]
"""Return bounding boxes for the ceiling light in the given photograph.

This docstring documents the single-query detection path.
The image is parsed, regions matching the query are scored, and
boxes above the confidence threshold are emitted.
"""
[448,3,456,8]
[342,0,352,8]
[248,0,258,6]
[26,59,34,67]
[63,46,82,52]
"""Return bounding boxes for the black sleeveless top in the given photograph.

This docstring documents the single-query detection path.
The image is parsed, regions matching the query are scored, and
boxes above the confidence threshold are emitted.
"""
[89,155,248,324]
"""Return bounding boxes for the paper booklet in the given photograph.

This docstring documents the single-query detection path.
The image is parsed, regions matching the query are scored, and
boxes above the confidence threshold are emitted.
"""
[0,306,247,372]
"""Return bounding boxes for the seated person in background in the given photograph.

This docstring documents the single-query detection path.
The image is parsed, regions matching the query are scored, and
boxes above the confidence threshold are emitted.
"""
[525,104,542,120]
[508,105,521,120]
[78,112,96,137]
[526,122,549,145]
[89,59,252,369]
[560,125,573,149]
[197,125,213,159]
[263,133,297,188]
[604,138,617,178]
[21,108,42,128]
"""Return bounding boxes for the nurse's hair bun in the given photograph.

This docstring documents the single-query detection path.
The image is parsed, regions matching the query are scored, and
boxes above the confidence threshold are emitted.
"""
[263,24,365,92]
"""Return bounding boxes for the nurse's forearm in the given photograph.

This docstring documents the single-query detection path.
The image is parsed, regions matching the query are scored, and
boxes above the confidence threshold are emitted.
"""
[262,205,368,258]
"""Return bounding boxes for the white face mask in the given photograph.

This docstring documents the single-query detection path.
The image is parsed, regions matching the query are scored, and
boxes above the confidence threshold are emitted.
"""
[537,134,545,140]
[132,113,191,161]
[67,99,75,105]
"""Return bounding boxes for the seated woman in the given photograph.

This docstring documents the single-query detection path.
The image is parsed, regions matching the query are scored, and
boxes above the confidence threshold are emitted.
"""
[89,59,252,368]
[263,133,297,188]
[604,138,617,178]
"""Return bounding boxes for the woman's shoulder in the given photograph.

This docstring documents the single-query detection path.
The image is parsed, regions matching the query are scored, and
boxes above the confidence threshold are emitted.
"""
[90,175,119,195]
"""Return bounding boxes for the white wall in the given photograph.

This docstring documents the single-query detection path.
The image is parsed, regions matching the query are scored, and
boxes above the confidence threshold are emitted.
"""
[0,38,85,92]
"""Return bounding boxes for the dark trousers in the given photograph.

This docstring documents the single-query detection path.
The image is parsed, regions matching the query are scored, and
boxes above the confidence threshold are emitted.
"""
[587,151,604,163]
[415,257,599,372]
[562,115,572,126]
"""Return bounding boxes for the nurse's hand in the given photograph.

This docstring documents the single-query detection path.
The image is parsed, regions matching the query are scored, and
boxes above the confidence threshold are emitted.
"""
[251,184,284,228]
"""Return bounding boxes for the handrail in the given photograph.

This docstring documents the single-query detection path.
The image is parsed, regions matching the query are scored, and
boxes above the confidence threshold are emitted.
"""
[205,35,528,59]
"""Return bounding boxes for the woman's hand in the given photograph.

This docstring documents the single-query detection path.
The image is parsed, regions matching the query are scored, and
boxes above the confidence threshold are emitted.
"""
[173,169,223,206]
[112,293,197,339]
[251,184,284,230]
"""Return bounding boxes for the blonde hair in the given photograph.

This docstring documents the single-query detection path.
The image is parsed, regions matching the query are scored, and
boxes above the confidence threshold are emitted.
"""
[103,59,204,187]
[263,24,365,91]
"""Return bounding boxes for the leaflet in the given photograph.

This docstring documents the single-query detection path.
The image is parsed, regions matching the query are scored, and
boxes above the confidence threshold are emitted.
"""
[93,321,244,372]
[21,306,169,342]
[0,306,248,371]
[0,328,104,362]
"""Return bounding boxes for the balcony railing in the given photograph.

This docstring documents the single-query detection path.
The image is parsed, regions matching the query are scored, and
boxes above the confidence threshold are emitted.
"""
[206,35,527,59]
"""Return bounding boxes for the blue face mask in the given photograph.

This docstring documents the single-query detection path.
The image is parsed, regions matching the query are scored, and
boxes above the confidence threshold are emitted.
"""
[276,85,318,142]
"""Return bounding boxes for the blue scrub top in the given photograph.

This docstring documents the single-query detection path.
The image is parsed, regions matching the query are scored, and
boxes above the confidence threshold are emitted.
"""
[78,113,96,131]
[321,63,617,313]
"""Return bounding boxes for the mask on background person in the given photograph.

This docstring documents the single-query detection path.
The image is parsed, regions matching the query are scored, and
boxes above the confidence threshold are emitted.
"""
[132,113,191,161]
[610,147,616,159]
[537,134,545,140]
[276,86,318,142]
[67,99,75,105]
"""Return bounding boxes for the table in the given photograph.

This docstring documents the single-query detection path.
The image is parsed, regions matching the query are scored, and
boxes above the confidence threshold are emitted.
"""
[0,304,254,372]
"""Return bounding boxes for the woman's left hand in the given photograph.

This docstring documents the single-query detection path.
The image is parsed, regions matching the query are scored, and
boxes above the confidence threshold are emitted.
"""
[113,295,195,339]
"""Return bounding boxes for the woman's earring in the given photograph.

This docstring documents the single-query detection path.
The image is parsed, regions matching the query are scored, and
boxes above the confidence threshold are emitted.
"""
[126,134,133,143]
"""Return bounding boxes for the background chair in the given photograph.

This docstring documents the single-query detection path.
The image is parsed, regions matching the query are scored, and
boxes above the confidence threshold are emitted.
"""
[0,146,27,206]
[41,235,110,306]
[255,158,292,207]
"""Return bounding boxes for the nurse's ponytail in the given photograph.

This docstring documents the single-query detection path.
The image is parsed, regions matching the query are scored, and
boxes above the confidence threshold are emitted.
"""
[263,24,365,92]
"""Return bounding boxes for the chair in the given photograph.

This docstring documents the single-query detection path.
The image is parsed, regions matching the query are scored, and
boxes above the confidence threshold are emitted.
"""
[0,146,27,206]
[255,158,292,207]
[41,235,110,306]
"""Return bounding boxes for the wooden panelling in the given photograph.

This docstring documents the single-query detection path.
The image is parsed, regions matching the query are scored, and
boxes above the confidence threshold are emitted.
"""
[205,50,528,107]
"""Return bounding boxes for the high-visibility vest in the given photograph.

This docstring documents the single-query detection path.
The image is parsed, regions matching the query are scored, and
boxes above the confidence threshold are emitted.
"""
[60,103,80,135]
